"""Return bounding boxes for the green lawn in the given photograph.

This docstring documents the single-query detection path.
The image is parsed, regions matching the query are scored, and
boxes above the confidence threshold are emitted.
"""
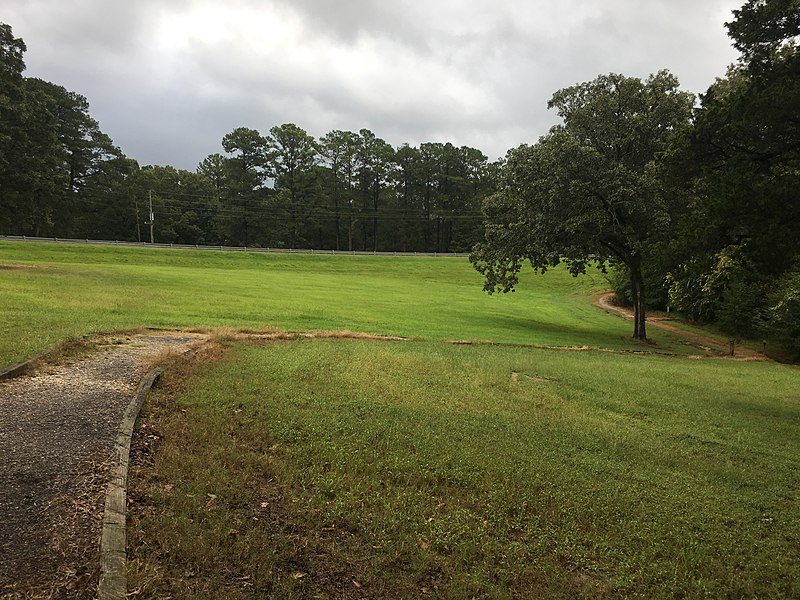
[3,240,797,598]
[1,241,694,368]
[128,339,800,598]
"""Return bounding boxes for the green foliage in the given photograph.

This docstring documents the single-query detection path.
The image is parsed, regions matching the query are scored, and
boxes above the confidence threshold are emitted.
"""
[0,23,134,241]
[318,129,361,250]
[667,248,743,323]
[765,269,800,357]
[727,0,800,65]
[663,0,800,350]
[0,22,26,183]
[196,125,494,253]
[472,71,694,339]
[126,166,218,244]
[717,277,770,339]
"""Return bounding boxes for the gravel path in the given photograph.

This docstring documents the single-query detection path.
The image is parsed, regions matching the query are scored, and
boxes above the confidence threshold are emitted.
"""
[0,331,205,598]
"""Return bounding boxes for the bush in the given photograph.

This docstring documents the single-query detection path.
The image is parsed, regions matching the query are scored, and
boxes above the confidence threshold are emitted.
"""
[717,277,769,339]
[766,270,800,359]
[666,246,757,324]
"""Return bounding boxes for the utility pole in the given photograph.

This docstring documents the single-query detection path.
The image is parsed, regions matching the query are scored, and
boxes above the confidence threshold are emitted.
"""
[134,198,141,242]
[145,190,154,244]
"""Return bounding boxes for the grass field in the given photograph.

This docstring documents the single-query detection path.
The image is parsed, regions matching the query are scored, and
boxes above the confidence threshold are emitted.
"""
[2,240,798,598]
[0,241,695,368]
[128,339,799,598]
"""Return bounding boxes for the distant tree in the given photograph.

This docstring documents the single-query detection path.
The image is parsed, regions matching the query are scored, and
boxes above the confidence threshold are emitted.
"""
[265,123,318,248]
[0,24,60,235]
[471,71,694,340]
[319,129,361,250]
[126,165,216,244]
[393,143,421,251]
[4,76,64,236]
[416,143,440,251]
[356,129,395,251]
[219,127,268,245]
[449,146,492,252]
[0,22,27,203]
[197,153,227,195]
[25,79,120,193]
[0,24,132,239]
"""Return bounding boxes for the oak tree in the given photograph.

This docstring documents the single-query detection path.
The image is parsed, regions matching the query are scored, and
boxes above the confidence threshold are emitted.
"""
[471,71,694,340]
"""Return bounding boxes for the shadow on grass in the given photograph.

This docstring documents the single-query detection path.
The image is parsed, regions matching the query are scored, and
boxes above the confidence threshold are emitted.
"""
[459,311,645,349]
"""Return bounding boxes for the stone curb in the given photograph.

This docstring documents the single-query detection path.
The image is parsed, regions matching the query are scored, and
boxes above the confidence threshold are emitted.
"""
[97,366,164,600]
[0,349,53,381]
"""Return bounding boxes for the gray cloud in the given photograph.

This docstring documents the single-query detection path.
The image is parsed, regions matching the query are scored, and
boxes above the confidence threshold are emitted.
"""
[6,0,741,169]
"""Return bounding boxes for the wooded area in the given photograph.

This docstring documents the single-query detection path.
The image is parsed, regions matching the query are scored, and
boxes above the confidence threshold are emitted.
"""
[0,0,798,356]
[471,0,799,354]
[0,23,496,254]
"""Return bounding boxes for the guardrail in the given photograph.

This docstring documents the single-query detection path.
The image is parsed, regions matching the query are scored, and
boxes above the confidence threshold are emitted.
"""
[0,235,470,258]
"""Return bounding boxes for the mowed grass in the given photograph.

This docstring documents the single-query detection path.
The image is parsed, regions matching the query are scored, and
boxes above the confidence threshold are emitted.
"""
[1,240,694,367]
[4,240,796,597]
[128,339,800,599]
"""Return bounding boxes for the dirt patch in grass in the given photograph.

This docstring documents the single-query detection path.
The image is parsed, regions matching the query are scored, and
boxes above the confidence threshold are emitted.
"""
[512,371,557,383]
[248,330,410,343]
[0,264,36,270]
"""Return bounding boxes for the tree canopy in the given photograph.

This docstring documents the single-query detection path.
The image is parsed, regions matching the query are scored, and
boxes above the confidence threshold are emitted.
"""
[0,22,496,253]
[663,0,800,356]
[471,71,694,340]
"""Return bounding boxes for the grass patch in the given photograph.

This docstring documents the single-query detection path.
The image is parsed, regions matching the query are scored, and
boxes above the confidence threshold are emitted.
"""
[5,240,792,596]
[0,241,701,368]
[128,338,800,598]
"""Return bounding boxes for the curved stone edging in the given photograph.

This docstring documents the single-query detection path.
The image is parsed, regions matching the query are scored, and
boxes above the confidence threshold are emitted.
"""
[0,349,53,381]
[97,366,164,599]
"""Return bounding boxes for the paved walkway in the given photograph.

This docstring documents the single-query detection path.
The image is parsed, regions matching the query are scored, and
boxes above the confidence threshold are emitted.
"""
[0,331,204,598]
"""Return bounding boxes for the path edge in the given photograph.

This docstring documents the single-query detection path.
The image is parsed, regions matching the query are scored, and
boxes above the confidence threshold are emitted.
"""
[0,349,53,381]
[97,366,164,600]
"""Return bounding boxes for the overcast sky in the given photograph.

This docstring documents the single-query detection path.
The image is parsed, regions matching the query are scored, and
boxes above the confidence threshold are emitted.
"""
[7,0,742,170]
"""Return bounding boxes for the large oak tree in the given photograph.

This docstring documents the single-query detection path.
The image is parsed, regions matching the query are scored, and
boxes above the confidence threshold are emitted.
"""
[471,71,694,340]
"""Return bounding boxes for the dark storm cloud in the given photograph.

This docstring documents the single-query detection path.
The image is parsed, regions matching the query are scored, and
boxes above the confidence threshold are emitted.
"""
[5,1,741,169]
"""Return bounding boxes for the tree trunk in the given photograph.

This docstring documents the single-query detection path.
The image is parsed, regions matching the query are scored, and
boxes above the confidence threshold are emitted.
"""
[630,264,647,340]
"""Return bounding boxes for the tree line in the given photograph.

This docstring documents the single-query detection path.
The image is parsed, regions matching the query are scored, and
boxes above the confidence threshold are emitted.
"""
[0,23,497,253]
[471,0,799,358]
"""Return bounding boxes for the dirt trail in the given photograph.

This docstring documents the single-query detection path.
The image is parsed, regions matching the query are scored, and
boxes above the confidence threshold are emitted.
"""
[0,331,205,598]
[593,292,766,360]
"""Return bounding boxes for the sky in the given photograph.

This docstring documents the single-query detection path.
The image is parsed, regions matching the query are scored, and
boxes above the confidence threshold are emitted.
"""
[6,0,743,170]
